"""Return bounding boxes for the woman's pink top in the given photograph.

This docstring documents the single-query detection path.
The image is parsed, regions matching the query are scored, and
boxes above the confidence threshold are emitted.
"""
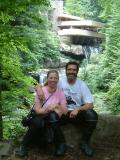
[35,86,67,116]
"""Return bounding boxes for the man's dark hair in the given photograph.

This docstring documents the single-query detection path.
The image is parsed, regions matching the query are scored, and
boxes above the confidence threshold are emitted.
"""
[65,61,80,72]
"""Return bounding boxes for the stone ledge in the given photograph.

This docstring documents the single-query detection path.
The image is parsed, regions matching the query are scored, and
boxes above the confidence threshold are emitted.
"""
[62,114,120,147]
[0,141,12,158]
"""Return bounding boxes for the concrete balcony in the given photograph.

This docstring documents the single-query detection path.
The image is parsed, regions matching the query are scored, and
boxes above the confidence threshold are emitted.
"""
[58,14,82,21]
[58,28,104,38]
[58,20,104,29]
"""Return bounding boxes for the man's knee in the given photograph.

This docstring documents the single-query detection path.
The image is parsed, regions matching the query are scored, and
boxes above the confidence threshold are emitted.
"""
[84,109,98,121]
[81,109,98,129]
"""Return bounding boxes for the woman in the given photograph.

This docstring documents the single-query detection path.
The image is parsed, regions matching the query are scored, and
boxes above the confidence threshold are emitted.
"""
[16,70,68,157]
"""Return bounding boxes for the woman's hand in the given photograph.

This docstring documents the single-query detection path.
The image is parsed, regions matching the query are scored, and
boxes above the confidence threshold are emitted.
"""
[47,104,58,112]
[37,107,48,114]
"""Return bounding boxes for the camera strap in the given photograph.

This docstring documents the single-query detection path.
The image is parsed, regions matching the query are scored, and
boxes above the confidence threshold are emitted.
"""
[42,92,55,107]
[32,91,55,110]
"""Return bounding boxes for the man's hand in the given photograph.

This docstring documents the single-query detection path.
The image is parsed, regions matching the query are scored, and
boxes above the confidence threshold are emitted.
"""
[36,84,45,101]
[69,108,79,118]
[39,93,45,102]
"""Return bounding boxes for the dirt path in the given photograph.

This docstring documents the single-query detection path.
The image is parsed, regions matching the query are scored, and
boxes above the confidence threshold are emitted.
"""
[1,143,120,160]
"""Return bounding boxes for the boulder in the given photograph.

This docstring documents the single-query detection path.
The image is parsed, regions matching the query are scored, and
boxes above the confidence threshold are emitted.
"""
[62,114,120,147]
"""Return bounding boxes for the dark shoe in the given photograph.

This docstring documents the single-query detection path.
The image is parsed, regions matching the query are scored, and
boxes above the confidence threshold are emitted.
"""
[15,145,28,157]
[80,143,94,157]
[55,143,66,156]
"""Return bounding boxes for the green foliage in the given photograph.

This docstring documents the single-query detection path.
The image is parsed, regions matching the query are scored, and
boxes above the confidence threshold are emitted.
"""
[98,0,114,21]
[3,116,25,141]
[0,0,61,140]
[64,0,102,21]
[98,0,120,114]
[79,55,107,92]
[93,92,111,114]
[79,0,120,114]
[106,76,120,114]
[3,109,28,140]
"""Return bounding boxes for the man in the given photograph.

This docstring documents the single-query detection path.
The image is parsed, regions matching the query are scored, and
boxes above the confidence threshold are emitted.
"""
[37,61,98,157]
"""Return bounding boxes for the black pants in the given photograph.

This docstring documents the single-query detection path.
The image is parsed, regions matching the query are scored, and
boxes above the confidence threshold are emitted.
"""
[22,111,65,147]
[60,109,98,143]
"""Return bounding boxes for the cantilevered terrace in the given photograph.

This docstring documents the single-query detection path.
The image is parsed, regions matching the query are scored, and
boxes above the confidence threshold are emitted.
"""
[57,14,104,45]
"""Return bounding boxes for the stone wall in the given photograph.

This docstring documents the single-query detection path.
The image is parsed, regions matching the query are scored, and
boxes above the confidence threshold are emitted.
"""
[62,114,120,147]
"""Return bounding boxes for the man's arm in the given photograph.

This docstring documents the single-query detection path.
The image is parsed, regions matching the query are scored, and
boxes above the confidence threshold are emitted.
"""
[69,103,94,118]
[79,103,94,111]
[34,93,48,114]
[35,84,45,101]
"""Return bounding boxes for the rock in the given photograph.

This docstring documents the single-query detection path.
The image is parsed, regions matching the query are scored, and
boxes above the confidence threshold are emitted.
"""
[91,114,120,146]
[0,141,12,159]
[2,114,120,160]
[62,114,120,147]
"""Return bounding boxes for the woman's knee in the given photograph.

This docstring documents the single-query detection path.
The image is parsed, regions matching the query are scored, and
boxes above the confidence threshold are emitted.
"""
[47,111,60,123]
[31,116,45,128]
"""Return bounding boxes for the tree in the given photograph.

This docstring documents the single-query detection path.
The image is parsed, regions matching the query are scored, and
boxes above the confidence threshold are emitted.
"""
[97,0,120,114]
[0,0,61,140]
[64,0,102,21]
[80,0,120,114]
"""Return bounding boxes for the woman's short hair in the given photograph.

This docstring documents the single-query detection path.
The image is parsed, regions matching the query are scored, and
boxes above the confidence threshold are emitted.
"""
[47,70,59,79]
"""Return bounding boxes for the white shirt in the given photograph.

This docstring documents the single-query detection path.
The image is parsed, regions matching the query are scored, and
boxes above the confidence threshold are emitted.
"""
[58,76,94,111]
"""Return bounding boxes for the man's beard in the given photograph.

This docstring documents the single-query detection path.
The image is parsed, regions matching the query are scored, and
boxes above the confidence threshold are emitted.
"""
[67,74,77,80]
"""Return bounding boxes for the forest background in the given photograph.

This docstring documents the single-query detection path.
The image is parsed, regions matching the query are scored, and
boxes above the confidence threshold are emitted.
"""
[0,0,120,141]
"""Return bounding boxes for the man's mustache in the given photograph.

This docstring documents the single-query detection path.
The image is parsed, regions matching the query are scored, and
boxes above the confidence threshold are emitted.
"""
[67,73,77,80]
[67,73,77,76]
